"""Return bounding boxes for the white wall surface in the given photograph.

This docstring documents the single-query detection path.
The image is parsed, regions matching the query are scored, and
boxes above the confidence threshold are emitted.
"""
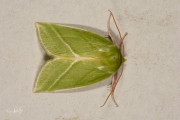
[0,0,179,120]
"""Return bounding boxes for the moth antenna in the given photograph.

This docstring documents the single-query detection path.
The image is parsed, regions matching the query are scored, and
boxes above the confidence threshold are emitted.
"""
[107,10,116,44]
[111,91,119,107]
[111,73,119,107]
[108,10,123,47]
[101,10,128,107]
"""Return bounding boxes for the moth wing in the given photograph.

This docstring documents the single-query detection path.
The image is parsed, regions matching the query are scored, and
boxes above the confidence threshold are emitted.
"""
[34,59,111,92]
[36,22,114,57]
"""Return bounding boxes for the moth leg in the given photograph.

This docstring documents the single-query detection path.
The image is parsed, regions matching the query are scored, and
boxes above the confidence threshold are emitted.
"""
[119,32,128,56]
[104,35,113,43]
[122,32,128,41]
[107,73,116,90]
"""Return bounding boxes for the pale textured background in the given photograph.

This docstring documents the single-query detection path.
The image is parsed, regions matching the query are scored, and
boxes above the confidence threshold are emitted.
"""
[0,0,179,120]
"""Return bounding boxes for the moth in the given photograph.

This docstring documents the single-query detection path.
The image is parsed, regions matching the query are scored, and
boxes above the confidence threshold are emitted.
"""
[33,10,127,107]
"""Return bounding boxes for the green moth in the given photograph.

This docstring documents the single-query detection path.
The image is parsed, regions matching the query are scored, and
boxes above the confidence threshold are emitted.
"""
[34,11,127,106]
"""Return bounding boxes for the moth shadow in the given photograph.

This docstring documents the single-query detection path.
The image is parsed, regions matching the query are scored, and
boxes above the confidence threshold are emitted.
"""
[37,23,119,93]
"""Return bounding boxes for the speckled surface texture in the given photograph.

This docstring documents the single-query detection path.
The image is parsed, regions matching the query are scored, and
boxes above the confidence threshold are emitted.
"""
[0,0,179,120]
